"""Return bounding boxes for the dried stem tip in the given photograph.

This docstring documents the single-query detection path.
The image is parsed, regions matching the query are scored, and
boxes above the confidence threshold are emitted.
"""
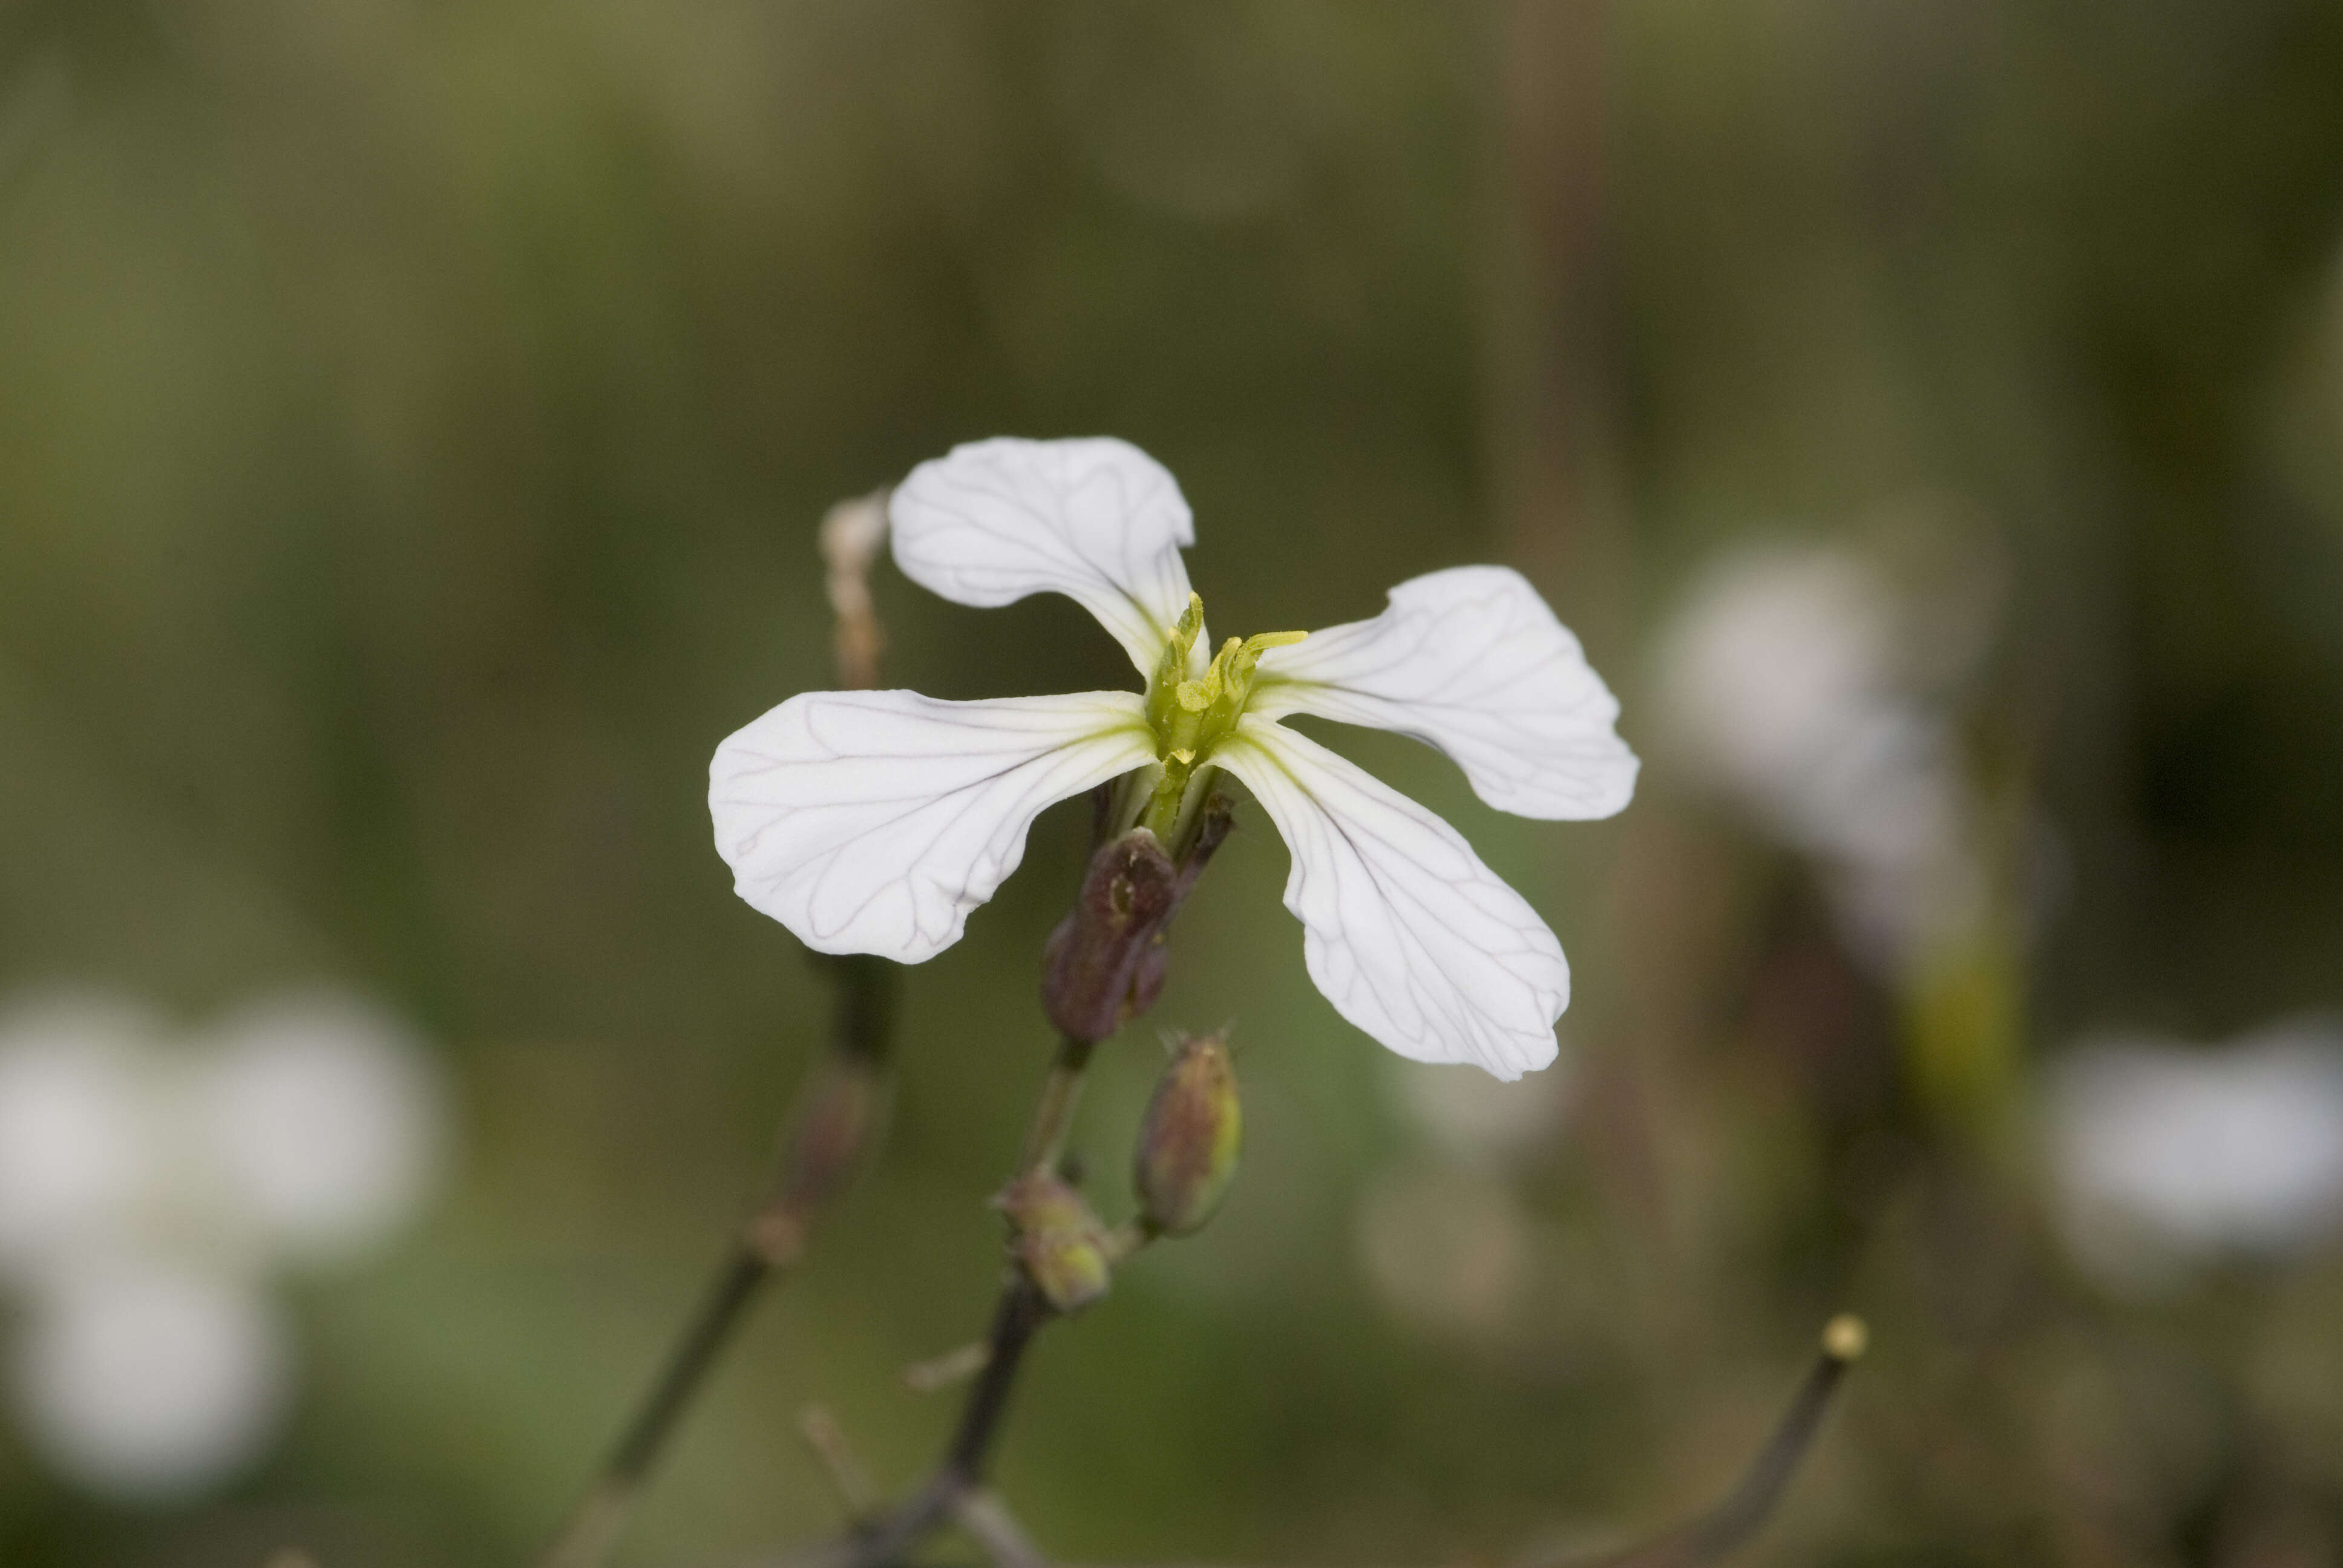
[820,490,890,690]
[1556,1314,1867,1568]
[1133,1032,1242,1238]
[798,1404,880,1515]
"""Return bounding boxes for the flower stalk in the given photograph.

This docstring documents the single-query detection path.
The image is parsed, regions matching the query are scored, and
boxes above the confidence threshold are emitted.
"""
[1015,1036,1096,1179]
[535,502,904,1568]
[803,789,1244,1568]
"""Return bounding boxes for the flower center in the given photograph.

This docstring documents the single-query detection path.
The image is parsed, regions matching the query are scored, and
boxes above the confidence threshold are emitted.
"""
[1144,593,1305,761]
[1137,593,1305,845]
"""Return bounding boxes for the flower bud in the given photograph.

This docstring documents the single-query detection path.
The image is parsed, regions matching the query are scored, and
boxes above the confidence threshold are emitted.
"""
[994,1172,1112,1313]
[1132,1033,1242,1238]
[1040,800,1233,1043]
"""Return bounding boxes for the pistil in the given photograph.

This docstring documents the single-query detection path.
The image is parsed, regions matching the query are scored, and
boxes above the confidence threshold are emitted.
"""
[1138,596,1305,850]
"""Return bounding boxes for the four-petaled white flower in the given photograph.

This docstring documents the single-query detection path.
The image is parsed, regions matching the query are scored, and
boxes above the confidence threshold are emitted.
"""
[710,439,1637,1079]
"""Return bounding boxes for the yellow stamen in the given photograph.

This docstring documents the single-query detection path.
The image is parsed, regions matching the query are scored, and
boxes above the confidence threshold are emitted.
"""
[1143,598,1309,795]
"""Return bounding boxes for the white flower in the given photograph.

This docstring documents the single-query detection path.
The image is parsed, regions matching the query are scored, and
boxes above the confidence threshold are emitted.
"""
[710,437,1638,1079]
[0,987,448,1500]
[2047,1024,2343,1288]
[0,996,171,1278]
[8,1248,292,1501]
[1653,545,1984,975]
[0,989,447,1279]
[190,992,448,1269]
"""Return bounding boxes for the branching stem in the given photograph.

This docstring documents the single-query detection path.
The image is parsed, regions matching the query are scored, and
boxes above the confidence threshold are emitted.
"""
[804,1039,1099,1568]
[539,493,905,1568]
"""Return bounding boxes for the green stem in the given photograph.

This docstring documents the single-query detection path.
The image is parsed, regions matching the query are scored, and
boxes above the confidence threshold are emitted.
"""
[1015,1035,1096,1176]
[1137,757,1193,843]
[1164,762,1221,860]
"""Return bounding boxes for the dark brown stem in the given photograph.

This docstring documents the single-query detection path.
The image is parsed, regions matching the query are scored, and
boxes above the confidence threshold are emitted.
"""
[835,1279,1054,1568]
[814,1034,1090,1568]
[943,1281,1052,1481]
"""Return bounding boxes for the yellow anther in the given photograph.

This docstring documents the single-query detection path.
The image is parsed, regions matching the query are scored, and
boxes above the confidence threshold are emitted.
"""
[1168,748,1196,765]
[1151,594,1210,707]
[1241,630,1308,656]
[1175,680,1210,711]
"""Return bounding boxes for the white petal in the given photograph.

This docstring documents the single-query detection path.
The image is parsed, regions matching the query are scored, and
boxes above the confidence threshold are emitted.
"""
[711,689,1156,962]
[1214,717,1568,1080]
[1251,565,1638,820]
[890,437,1201,676]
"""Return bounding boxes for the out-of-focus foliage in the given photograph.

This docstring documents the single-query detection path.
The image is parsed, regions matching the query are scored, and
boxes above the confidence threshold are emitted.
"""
[4,2,2343,1564]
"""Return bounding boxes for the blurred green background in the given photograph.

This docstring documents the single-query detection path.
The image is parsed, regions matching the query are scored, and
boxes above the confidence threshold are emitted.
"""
[7,1,2343,1564]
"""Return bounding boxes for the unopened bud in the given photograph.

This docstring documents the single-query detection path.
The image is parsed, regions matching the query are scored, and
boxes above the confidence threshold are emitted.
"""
[1041,799,1232,1043]
[1133,1033,1242,1238]
[994,1172,1112,1312]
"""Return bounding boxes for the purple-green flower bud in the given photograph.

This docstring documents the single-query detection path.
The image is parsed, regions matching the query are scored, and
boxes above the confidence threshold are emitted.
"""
[994,1171,1113,1313]
[1133,1032,1242,1238]
[1040,799,1233,1043]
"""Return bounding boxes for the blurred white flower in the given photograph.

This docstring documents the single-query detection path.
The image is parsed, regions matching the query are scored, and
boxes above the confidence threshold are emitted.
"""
[2048,1024,2343,1289]
[0,985,447,1500]
[1656,549,1893,807]
[10,1249,292,1501]
[0,997,169,1277]
[193,993,447,1268]
[1653,545,1985,975]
